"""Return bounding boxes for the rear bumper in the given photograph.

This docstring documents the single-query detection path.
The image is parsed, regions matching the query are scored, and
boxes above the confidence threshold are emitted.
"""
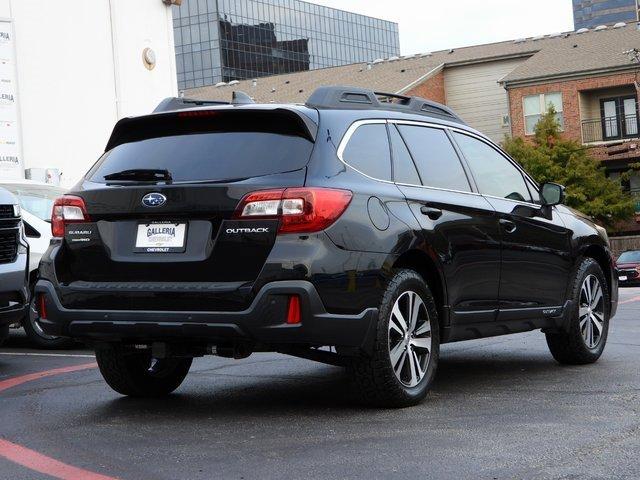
[0,253,29,325]
[35,279,378,351]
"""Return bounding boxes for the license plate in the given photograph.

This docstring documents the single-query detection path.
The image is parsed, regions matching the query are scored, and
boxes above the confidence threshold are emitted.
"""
[619,275,628,281]
[135,222,187,253]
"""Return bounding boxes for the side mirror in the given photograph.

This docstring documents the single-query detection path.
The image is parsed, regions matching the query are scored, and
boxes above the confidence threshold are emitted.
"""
[541,182,565,206]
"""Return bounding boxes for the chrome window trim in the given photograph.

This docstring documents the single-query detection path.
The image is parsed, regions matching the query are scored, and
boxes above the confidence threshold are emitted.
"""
[336,118,544,208]
[336,119,394,184]
[394,182,484,198]
[337,119,480,197]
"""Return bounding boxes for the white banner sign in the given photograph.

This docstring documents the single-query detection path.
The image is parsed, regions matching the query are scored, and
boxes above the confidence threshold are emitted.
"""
[0,20,22,180]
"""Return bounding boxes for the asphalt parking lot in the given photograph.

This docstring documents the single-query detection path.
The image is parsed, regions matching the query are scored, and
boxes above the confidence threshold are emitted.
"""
[1,289,639,480]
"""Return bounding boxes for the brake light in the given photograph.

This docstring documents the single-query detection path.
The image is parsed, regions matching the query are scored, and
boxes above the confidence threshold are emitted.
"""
[177,110,219,118]
[233,187,352,234]
[51,195,90,237]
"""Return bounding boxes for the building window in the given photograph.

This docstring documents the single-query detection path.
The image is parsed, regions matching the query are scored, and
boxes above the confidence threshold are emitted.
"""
[600,96,639,141]
[172,0,400,90]
[523,93,564,135]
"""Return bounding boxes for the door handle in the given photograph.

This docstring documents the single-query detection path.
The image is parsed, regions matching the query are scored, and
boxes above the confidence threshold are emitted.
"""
[499,218,517,233]
[420,206,443,220]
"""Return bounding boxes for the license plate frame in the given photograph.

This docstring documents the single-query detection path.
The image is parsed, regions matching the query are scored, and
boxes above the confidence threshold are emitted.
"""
[134,221,187,253]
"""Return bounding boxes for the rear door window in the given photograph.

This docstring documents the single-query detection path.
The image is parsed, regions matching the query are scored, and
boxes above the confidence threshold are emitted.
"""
[397,125,471,192]
[87,111,315,184]
[341,123,392,181]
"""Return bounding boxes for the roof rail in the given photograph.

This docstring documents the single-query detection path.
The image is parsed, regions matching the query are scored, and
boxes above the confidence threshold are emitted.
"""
[153,97,229,113]
[305,86,465,124]
[154,91,255,113]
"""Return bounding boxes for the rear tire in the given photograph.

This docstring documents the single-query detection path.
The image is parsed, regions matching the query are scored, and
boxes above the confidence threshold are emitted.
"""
[350,269,440,408]
[545,258,610,365]
[95,345,192,397]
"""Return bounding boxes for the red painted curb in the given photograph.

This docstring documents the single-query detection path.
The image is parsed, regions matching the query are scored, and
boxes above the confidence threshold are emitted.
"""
[0,439,119,480]
[0,362,97,394]
[618,294,640,305]
[0,361,120,480]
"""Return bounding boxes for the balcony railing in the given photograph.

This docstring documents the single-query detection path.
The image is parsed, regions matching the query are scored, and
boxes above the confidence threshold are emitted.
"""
[582,114,640,144]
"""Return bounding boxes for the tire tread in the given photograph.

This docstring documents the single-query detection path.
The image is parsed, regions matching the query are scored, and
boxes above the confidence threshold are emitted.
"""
[545,258,609,365]
[350,269,439,408]
[96,346,192,397]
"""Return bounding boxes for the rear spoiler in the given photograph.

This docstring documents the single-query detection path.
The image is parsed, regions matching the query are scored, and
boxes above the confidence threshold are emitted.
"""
[105,106,318,151]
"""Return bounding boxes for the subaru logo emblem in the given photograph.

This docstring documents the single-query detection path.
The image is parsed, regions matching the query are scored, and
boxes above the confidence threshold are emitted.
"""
[142,192,166,208]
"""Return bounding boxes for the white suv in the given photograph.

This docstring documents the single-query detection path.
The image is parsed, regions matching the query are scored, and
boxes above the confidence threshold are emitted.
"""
[0,180,70,348]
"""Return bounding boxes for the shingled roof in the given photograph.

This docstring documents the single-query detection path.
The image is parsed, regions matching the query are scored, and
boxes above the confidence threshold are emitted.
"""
[501,23,640,84]
[185,22,640,104]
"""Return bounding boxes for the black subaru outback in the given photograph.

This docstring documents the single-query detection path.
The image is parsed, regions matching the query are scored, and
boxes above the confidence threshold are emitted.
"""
[35,87,617,407]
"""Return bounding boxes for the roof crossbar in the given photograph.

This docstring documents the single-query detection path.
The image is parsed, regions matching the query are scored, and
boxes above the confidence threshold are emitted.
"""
[305,86,465,124]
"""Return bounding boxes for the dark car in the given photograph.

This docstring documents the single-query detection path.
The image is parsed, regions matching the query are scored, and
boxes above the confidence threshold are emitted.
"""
[0,187,29,346]
[615,250,640,286]
[35,87,617,407]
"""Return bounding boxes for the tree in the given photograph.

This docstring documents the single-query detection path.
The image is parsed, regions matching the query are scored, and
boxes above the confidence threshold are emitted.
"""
[502,107,636,228]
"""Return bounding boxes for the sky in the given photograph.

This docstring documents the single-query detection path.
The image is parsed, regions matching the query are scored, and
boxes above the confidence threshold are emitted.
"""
[312,0,575,55]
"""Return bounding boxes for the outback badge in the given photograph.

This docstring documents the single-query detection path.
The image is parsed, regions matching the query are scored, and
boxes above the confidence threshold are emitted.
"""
[142,192,167,208]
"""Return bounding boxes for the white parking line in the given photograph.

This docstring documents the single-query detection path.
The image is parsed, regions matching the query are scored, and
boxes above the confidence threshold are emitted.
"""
[0,352,94,358]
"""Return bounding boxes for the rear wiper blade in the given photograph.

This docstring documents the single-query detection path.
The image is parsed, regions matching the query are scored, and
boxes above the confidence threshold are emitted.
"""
[103,169,173,183]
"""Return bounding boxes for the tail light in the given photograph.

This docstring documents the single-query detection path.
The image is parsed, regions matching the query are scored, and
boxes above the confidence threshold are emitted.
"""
[233,187,352,234]
[51,195,90,237]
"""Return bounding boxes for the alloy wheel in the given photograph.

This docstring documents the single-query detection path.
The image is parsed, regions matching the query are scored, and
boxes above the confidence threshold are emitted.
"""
[388,290,432,387]
[579,274,605,349]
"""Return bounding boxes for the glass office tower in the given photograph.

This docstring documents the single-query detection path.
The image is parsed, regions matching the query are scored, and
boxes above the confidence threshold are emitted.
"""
[573,0,639,30]
[173,0,400,90]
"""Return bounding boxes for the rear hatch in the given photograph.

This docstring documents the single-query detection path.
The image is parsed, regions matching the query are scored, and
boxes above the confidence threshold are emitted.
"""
[55,107,317,311]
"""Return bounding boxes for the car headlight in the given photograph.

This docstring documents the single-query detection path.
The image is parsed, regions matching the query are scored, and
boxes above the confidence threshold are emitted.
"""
[13,204,20,217]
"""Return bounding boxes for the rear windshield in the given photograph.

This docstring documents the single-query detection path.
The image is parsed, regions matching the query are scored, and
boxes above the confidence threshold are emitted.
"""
[87,110,315,184]
[618,251,640,263]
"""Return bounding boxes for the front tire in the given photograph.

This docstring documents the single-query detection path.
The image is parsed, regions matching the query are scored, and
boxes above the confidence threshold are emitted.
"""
[350,269,440,408]
[545,258,610,365]
[95,345,192,397]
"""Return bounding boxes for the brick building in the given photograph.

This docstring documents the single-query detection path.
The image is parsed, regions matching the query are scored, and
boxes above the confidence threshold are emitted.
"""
[187,22,640,240]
